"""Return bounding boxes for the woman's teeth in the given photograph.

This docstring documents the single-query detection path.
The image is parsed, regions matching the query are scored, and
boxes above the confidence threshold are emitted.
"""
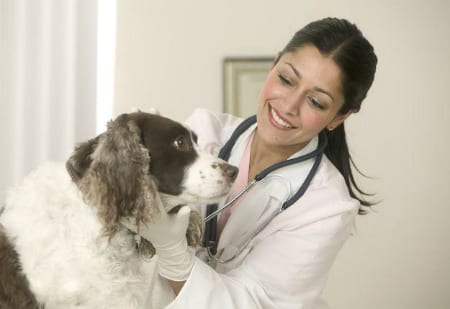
[271,108,293,128]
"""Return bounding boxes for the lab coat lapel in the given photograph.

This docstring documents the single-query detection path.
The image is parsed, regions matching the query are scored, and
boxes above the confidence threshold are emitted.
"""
[216,186,284,254]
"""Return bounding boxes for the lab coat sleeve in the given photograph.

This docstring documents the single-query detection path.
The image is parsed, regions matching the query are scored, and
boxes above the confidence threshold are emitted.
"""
[166,256,273,308]
[184,108,243,155]
[166,208,356,309]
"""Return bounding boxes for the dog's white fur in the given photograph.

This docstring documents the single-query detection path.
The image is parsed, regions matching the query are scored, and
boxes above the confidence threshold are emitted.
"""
[2,162,155,308]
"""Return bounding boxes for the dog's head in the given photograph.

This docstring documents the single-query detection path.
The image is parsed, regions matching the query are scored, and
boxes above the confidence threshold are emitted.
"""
[66,112,237,241]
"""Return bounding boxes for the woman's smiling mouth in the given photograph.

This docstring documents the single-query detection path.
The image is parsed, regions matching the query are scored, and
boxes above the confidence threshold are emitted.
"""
[269,104,296,129]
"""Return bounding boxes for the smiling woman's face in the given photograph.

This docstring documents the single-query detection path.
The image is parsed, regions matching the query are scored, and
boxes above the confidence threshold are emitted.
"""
[256,44,351,154]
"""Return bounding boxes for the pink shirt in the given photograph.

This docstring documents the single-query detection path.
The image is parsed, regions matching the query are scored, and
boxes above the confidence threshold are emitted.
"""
[216,132,254,239]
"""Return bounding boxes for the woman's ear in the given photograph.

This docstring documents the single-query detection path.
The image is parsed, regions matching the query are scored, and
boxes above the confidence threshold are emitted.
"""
[327,111,352,131]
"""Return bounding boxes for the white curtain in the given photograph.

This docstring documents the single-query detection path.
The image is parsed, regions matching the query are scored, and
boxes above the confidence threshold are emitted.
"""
[0,0,98,200]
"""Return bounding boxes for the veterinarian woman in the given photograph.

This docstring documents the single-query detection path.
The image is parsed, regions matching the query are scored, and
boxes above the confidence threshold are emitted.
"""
[140,17,377,308]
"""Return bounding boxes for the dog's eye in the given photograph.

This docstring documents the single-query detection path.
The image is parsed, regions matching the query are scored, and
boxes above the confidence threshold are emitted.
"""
[174,136,190,151]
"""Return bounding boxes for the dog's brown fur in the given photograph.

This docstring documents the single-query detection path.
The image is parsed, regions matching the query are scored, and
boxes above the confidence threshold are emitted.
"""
[66,113,202,257]
[0,223,40,309]
[66,114,160,257]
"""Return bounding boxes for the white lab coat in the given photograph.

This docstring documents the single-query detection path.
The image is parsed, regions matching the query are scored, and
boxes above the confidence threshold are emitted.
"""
[161,109,359,309]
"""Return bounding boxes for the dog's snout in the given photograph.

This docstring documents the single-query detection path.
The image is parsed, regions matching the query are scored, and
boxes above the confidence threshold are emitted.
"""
[219,163,239,182]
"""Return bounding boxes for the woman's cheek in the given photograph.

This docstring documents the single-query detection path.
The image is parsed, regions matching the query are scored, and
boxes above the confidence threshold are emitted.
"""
[259,74,281,100]
[302,112,329,133]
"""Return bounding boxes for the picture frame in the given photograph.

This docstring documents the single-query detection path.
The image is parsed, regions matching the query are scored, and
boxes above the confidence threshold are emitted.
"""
[223,57,274,118]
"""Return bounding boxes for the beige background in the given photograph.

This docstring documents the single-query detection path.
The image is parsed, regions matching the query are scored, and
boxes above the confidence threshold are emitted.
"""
[114,1,450,308]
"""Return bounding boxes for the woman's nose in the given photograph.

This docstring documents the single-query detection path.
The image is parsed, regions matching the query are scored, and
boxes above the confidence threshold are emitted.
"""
[282,92,305,116]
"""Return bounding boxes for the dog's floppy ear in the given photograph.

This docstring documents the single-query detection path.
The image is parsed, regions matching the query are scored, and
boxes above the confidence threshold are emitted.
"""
[70,113,159,240]
[66,135,101,182]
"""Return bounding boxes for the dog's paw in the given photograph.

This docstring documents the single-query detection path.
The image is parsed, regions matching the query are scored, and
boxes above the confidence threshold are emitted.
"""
[137,238,156,259]
[186,210,202,248]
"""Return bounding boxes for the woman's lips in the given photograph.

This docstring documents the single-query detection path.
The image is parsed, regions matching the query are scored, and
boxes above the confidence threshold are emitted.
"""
[268,105,295,129]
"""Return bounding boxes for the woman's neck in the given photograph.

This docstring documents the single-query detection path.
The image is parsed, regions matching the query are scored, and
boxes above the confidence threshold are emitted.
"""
[248,130,307,181]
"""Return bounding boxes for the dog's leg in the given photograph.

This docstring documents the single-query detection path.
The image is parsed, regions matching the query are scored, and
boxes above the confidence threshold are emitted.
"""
[167,206,202,248]
[135,208,202,260]
[186,210,202,248]
[0,226,40,309]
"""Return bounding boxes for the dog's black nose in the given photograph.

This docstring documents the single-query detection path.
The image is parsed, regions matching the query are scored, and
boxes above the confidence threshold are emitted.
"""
[219,163,239,182]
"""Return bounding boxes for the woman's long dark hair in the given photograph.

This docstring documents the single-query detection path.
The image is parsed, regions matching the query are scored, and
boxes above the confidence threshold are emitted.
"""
[276,18,378,213]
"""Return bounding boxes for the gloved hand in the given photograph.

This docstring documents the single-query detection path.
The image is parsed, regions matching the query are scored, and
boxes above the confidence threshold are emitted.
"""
[121,197,194,281]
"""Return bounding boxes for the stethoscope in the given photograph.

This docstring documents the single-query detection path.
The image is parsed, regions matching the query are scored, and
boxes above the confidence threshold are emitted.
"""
[202,115,328,262]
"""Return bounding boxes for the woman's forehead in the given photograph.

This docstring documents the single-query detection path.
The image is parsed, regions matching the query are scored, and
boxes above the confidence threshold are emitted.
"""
[280,46,344,102]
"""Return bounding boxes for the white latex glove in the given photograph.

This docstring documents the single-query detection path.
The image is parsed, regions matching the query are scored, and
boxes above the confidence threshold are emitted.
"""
[122,199,194,281]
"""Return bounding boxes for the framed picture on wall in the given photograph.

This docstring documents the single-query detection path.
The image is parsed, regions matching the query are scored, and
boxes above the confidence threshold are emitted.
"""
[223,57,274,118]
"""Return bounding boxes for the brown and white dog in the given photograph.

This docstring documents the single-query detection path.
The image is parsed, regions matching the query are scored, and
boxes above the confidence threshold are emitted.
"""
[0,112,237,308]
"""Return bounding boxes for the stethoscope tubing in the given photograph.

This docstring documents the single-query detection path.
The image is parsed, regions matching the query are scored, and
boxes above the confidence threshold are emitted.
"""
[203,132,327,223]
[203,179,257,223]
[202,115,327,257]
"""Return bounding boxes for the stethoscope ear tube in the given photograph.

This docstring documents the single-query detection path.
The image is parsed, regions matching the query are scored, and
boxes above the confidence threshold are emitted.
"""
[203,206,218,254]
[281,133,327,209]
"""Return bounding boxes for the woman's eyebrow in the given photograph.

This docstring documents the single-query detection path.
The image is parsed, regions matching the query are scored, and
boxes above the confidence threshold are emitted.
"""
[286,62,301,78]
[314,87,334,102]
[286,62,335,102]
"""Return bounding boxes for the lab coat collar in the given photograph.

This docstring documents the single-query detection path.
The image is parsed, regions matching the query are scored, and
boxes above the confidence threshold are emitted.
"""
[226,122,319,167]
[216,122,320,267]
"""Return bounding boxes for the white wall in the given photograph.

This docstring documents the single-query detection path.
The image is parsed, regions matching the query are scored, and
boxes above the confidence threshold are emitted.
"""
[114,1,450,308]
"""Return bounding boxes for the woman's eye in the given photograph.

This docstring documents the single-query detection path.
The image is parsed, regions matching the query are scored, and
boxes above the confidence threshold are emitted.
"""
[308,96,325,110]
[278,74,292,86]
